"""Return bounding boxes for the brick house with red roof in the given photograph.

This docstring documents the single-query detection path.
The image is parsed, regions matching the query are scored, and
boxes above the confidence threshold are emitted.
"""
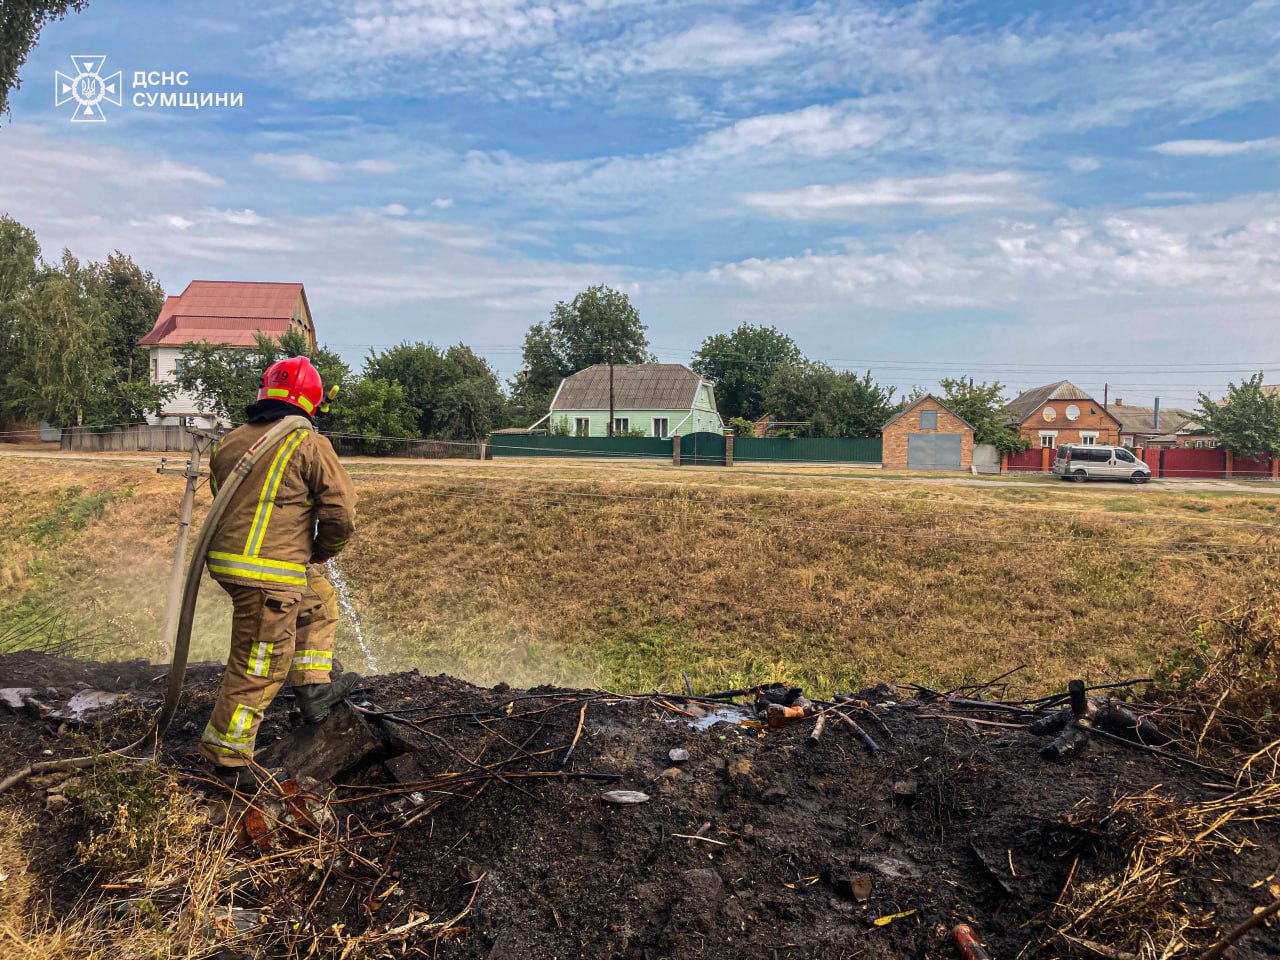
[138,281,316,425]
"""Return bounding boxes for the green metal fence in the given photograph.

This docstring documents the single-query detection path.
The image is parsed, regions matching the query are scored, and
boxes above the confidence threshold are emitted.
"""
[489,434,672,459]
[734,436,881,464]
[488,433,883,464]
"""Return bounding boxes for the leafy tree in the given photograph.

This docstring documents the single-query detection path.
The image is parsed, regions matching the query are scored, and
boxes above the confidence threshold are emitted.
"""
[3,249,166,426]
[548,285,650,370]
[324,377,420,454]
[0,1,89,117]
[763,363,900,438]
[1196,374,1280,460]
[692,324,802,421]
[728,416,757,437]
[510,285,651,424]
[0,216,40,393]
[85,252,165,384]
[176,328,350,424]
[937,377,1029,453]
[365,341,507,443]
[508,322,568,423]
[3,262,110,425]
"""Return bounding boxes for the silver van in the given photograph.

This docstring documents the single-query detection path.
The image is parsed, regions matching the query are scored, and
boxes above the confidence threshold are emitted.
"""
[1052,444,1152,483]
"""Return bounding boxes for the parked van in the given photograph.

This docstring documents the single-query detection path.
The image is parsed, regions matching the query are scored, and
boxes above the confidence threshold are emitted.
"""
[1052,444,1152,483]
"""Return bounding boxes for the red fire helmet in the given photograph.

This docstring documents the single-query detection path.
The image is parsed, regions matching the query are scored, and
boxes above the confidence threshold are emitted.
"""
[257,356,323,416]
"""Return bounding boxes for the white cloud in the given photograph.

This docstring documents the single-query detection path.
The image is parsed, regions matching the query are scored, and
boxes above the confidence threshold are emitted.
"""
[1066,156,1101,173]
[431,197,454,209]
[1152,137,1280,157]
[252,152,397,182]
[705,194,1280,307]
[741,172,1040,220]
[381,203,409,216]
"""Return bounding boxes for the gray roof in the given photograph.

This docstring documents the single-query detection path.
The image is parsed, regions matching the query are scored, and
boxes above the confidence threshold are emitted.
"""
[1002,380,1098,424]
[551,363,709,411]
[882,394,976,431]
[1111,405,1197,436]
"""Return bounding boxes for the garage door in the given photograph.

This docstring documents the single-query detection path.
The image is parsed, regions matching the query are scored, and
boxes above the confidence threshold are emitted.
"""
[908,434,962,470]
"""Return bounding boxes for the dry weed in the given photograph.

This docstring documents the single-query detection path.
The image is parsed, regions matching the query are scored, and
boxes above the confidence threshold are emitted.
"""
[1055,780,1280,959]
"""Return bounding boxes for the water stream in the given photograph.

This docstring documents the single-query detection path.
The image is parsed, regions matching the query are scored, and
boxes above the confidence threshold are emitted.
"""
[327,559,379,673]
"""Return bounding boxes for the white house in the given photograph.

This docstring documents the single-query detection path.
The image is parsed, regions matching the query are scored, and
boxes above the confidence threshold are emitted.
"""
[138,280,316,427]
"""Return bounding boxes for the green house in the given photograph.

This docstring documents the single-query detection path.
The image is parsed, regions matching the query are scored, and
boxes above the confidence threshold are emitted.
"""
[540,363,723,438]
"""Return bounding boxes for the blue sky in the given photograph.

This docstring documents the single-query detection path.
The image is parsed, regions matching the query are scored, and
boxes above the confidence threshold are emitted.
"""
[2,0,1278,408]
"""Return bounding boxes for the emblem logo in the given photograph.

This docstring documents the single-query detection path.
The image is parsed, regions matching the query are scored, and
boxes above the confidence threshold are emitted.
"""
[55,56,122,122]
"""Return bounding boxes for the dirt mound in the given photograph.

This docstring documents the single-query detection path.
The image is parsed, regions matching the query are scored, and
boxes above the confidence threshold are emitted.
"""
[1,656,1278,959]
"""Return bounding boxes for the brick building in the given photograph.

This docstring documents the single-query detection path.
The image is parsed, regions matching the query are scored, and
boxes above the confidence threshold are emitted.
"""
[882,395,975,470]
[1002,381,1120,449]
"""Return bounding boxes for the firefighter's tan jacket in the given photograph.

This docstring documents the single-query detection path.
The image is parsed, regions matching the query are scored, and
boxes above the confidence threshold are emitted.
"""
[207,420,356,592]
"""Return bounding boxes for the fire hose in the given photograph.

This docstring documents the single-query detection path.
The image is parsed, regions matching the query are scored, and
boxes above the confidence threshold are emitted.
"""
[0,415,313,794]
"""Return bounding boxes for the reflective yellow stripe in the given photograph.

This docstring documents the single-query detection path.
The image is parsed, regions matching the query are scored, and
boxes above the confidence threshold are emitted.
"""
[265,389,314,413]
[207,550,307,586]
[244,428,306,556]
[201,704,258,756]
[315,537,349,552]
[247,641,273,678]
[244,429,307,558]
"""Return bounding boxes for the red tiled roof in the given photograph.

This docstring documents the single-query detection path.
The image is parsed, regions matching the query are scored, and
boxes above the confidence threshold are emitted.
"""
[138,281,312,347]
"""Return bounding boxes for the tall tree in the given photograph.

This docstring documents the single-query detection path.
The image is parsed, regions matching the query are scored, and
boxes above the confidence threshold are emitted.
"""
[4,256,111,425]
[548,285,650,371]
[937,376,1028,452]
[763,363,900,438]
[0,216,41,396]
[692,324,802,421]
[85,252,165,384]
[508,322,569,422]
[1197,374,1280,460]
[1,1,89,116]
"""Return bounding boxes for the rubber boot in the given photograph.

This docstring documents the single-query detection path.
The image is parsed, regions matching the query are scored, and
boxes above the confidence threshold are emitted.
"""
[210,765,262,794]
[293,672,361,724]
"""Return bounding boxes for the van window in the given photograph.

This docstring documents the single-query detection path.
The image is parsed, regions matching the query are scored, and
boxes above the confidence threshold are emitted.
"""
[1056,447,1070,460]
[1115,449,1136,463]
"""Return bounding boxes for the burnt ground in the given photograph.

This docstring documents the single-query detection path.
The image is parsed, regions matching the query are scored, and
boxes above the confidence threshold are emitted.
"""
[1,651,1278,960]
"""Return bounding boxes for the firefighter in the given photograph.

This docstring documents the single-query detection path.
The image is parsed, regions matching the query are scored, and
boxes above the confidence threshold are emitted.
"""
[199,355,359,791]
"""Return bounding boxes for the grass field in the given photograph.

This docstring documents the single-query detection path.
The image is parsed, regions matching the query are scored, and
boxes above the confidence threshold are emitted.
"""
[1,449,1277,697]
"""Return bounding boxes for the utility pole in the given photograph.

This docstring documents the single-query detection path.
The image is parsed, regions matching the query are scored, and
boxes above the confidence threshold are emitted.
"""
[157,422,214,663]
[608,344,615,437]
[1103,383,1108,410]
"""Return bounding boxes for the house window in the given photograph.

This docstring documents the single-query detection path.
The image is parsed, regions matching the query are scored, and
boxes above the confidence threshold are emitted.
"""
[150,358,158,384]
[1079,432,1098,445]
[1039,431,1057,449]
[1194,440,1204,449]
[652,417,669,438]
[613,417,629,434]
[919,410,938,430]
[574,417,590,437]
[173,358,185,374]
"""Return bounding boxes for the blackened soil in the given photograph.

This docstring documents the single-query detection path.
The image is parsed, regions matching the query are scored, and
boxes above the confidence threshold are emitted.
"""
[2,654,1278,960]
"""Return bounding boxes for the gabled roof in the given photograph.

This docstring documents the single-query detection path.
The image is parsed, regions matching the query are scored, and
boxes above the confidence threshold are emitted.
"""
[138,280,313,348]
[551,364,710,411]
[1002,380,1098,425]
[882,394,976,431]
[1111,405,1197,436]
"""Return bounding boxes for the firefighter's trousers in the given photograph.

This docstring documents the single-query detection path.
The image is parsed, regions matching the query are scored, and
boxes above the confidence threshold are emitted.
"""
[200,567,339,768]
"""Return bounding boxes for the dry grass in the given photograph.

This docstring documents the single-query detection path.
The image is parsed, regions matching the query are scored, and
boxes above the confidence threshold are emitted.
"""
[1054,778,1280,960]
[2,451,1278,695]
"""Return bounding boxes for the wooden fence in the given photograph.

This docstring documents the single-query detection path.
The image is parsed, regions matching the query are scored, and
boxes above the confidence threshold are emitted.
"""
[61,424,194,452]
